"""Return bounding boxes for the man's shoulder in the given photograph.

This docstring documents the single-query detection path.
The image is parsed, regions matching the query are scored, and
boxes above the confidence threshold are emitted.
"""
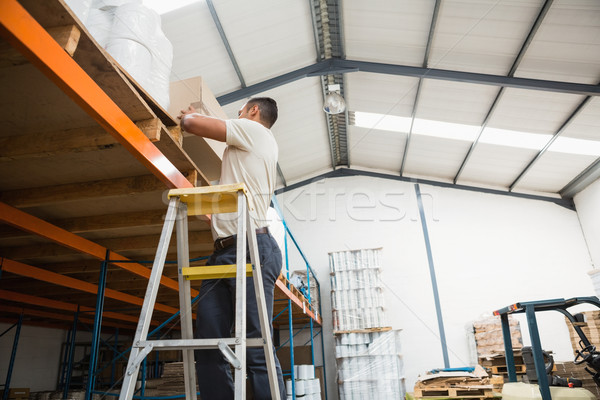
[228,118,266,130]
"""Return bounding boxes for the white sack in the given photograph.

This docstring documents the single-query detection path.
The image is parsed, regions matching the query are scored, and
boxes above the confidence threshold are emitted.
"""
[64,0,94,23]
[85,7,114,47]
[105,38,152,88]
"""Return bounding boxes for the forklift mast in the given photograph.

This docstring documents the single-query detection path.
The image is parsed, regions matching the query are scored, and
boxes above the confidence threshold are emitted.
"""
[493,297,600,400]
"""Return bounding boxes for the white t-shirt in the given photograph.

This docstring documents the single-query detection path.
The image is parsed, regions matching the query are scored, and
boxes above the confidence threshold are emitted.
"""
[211,118,278,240]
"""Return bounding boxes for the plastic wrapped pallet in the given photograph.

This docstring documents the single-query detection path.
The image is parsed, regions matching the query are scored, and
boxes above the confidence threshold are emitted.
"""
[84,0,173,109]
[285,365,322,400]
[330,248,387,332]
[335,330,405,400]
[473,315,523,357]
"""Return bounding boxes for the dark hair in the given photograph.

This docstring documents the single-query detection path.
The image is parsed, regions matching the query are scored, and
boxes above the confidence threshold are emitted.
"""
[247,97,278,128]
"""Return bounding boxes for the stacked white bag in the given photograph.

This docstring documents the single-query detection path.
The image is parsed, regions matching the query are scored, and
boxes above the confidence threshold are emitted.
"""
[64,0,94,24]
[63,0,173,109]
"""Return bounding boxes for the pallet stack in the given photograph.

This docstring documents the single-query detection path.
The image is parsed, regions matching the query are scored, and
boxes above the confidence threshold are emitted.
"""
[411,367,496,400]
[478,349,527,381]
[329,248,406,400]
[335,330,405,400]
[473,316,523,358]
[285,364,322,400]
[330,248,386,332]
[565,311,600,355]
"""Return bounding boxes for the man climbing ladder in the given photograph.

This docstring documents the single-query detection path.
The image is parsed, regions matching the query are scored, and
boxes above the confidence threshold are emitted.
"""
[178,97,286,400]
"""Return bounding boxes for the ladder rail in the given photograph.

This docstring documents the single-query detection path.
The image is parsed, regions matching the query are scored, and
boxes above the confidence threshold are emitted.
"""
[246,209,281,400]
[234,190,248,399]
[119,197,179,400]
[176,202,198,400]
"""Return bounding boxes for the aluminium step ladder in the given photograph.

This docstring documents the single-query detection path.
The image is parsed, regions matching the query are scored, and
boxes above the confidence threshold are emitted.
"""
[118,183,280,400]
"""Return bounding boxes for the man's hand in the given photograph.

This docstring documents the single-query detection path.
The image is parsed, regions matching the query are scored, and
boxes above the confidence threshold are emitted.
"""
[177,105,198,122]
[177,104,227,142]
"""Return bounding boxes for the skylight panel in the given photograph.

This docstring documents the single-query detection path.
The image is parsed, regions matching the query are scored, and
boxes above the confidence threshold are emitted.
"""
[550,136,600,157]
[412,119,480,142]
[354,111,412,133]
[352,111,600,157]
[479,128,550,151]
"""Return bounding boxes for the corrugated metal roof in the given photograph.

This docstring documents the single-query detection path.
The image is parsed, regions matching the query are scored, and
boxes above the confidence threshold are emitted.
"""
[160,0,600,198]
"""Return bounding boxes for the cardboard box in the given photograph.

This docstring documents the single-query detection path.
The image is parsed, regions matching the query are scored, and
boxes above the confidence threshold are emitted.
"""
[276,346,314,372]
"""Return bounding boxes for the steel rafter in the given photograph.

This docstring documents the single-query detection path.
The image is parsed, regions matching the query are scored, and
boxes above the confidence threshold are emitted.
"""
[560,154,600,198]
[217,58,600,105]
[0,0,193,190]
[206,0,289,186]
[206,0,246,88]
[400,0,441,176]
[454,0,555,184]
[509,96,593,191]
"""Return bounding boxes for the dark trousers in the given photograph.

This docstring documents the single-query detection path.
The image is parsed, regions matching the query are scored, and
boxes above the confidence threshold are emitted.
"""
[194,233,286,400]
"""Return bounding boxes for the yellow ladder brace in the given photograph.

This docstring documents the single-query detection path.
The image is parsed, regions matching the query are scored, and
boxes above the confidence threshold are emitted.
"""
[182,264,253,280]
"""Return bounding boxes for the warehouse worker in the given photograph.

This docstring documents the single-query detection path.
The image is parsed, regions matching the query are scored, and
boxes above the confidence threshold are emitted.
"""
[178,97,286,400]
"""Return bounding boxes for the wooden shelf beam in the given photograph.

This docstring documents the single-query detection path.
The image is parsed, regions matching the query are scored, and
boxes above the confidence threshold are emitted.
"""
[0,0,193,189]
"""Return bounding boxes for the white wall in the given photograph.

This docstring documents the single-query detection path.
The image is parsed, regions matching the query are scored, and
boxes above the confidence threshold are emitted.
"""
[0,323,128,393]
[0,323,66,391]
[574,177,600,271]
[276,174,595,400]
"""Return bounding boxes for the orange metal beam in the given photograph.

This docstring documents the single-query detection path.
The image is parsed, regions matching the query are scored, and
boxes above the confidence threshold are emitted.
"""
[0,0,193,190]
[275,277,321,324]
[1,258,179,315]
[0,304,134,331]
[0,289,157,325]
[0,202,199,297]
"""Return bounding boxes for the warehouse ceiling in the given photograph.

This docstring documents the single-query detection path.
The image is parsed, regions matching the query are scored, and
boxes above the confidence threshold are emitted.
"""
[157,0,600,198]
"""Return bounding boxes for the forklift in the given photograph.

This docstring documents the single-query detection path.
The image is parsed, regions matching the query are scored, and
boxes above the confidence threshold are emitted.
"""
[493,297,600,400]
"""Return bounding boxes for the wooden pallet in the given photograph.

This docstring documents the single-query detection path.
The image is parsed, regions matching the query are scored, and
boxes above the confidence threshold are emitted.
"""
[333,326,392,335]
[414,386,495,399]
[479,355,524,367]
[490,364,526,374]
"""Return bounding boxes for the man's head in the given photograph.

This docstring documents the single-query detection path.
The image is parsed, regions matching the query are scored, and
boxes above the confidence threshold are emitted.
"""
[238,97,278,128]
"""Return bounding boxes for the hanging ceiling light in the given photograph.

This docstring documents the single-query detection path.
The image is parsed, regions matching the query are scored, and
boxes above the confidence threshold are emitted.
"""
[323,84,346,115]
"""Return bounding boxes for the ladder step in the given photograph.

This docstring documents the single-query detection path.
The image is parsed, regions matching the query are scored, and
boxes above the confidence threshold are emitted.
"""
[137,338,265,350]
[182,264,253,280]
[168,183,250,216]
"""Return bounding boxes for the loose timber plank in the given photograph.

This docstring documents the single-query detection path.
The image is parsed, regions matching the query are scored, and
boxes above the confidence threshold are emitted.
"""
[0,24,80,68]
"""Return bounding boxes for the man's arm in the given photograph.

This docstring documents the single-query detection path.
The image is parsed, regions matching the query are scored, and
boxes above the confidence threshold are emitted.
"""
[177,105,227,142]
